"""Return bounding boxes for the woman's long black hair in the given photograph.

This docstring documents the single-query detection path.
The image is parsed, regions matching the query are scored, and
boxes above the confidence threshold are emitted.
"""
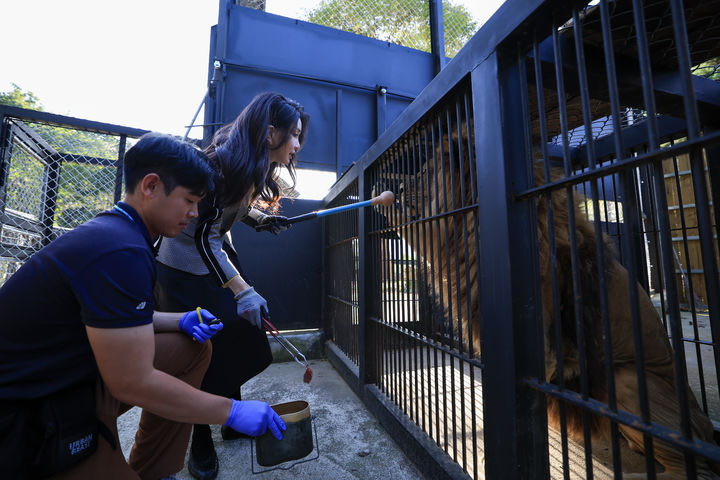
[205,92,309,208]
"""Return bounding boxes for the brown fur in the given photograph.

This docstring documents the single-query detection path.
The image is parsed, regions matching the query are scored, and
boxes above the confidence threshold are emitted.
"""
[537,166,719,478]
[387,121,719,478]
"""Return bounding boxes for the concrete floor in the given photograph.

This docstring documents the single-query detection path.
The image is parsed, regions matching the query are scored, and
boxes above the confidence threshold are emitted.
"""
[118,359,425,480]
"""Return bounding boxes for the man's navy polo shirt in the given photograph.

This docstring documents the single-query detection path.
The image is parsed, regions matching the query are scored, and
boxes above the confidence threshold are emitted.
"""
[0,202,156,400]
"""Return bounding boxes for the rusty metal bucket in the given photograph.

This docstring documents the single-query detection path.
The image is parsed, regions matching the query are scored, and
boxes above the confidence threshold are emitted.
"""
[252,400,318,472]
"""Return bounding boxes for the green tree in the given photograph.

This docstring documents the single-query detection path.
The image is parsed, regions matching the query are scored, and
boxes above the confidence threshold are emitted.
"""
[0,83,43,110]
[304,0,478,57]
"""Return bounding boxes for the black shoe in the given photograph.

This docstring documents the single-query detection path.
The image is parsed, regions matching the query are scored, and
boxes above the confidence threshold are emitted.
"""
[188,425,219,480]
[220,425,250,441]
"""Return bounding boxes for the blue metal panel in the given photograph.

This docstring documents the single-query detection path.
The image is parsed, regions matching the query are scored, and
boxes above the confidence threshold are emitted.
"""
[205,2,435,175]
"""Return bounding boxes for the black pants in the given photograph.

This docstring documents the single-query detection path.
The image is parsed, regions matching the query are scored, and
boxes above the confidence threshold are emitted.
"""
[154,261,272,397]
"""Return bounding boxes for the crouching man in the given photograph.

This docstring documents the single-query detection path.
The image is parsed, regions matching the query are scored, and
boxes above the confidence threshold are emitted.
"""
[0,133,285,479]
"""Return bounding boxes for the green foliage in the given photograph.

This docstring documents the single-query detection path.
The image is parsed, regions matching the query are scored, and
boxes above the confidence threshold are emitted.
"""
[0,83,43,110]
[304,0,477,57]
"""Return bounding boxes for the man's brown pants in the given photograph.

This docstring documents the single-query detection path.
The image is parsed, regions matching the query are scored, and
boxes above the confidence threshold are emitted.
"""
[52,332,212,480]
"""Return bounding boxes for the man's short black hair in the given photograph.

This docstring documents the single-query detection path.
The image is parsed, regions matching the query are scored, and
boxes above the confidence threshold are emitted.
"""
[123,133,217,196]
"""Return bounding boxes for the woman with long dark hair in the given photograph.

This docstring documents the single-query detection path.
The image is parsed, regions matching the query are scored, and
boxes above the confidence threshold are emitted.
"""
[154,92,309,479]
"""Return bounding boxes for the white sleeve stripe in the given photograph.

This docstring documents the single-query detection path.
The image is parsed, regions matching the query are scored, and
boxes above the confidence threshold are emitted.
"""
[196,207,228,284]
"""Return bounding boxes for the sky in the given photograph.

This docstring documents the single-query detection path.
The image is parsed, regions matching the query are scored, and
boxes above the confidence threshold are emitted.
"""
[0,0,506,198]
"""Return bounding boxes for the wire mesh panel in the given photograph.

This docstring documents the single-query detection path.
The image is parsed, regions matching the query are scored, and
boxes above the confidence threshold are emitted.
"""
[0,113,136,287]
[516,0,720,477]
[262,0,479,58]
[325,181,361,364]
[304,0,478,57]
[364,79,483,478]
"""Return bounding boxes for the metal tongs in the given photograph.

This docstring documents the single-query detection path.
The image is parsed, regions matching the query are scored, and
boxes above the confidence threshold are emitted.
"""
[262,316,313,383]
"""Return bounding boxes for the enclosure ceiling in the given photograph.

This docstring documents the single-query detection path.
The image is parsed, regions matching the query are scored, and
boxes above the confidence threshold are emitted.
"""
[528,0,720,153]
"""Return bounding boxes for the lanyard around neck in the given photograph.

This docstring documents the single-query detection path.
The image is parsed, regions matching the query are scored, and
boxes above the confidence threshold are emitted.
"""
[113,204,135,223]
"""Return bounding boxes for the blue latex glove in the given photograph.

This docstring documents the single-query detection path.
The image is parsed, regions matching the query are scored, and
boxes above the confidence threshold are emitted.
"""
[234,287,267,329]
[224,399,286,440]
[255,215,291,235]
[178,308,223,343]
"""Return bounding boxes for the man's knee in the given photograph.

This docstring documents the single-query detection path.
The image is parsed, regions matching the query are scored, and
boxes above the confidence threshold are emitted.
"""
[154,333,212,384]
[196,338,213,371]
[181,336,212,380]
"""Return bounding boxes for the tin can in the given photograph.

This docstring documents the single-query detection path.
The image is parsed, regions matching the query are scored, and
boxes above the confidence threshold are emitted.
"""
[255,400,313,467]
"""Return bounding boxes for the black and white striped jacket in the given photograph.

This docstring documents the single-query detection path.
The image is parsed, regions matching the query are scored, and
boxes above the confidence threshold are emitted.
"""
[156,197,265,287]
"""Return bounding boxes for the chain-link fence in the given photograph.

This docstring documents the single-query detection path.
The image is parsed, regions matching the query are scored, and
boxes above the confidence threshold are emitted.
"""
[0,111,143,286]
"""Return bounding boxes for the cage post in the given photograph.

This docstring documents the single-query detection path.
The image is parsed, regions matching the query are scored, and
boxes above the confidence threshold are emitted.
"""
[113,135,126,204]
[428,0,446,75]
[472,50,548,479]
[358,169,376,385]
[40,154,60,247]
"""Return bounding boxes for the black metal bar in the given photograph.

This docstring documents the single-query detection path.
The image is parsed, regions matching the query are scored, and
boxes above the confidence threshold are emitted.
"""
[372,168,382,387]
[0,118,13,210]
[407,132,420,430]
[631,0,678,473]
[428,0,446,75]
[464,87,480,478]
[669,0,720,426]
[40,152,60,249]
[533,36,572,479]
[380,157,391,400]
[432,111,451,455]
[390,148,399,410]
[669,153,709,416]
[554,18,594,477]
[358,169,369,384]
[423,119,442,446]
[515,129,720,200]
[399,141,409,424]
[453,95,470,471]
[368,316,483,369]
[114,136,126,205]
[596,0,627,472]
[527,378,720,464]
[0,106,149,138]
[321,214,329,359]
[443,105,460,463]
[706,134,720,288]
[409,128,426,435]
[9,121,57,164]
[475,47,552,479]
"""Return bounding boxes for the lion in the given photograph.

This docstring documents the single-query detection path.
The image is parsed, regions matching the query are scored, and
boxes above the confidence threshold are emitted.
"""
[382,118,720,478]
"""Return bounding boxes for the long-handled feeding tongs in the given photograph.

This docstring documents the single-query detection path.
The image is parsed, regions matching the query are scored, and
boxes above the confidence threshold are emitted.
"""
[262,316,313,383]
